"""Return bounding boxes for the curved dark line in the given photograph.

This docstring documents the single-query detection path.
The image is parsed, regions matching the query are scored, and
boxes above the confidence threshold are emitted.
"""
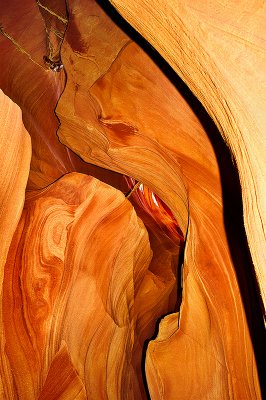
[97,1,266,398]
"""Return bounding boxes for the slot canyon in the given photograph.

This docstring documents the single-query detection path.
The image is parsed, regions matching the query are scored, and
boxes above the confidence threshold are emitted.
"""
[0,0,265,399]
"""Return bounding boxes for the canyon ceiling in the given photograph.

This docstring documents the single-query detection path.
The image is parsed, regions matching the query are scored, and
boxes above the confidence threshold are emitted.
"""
[0,0,265,399]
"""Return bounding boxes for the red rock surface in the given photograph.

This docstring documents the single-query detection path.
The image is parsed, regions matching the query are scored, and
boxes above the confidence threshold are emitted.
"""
[0,0,265,399]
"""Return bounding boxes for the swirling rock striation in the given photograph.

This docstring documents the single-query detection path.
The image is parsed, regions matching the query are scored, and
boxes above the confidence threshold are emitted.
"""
[0,89,31,397]
[2,173,182,399]
[0,0,126,191]
[0,0,265,399]
[56,0,264,398]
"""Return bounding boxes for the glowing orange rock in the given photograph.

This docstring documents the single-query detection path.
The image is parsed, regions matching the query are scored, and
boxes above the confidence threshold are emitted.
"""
[0,0,125,191]
[2,173,183,398]
[56,1,264,398]
[0,0,265,398]
[0,89,31,396]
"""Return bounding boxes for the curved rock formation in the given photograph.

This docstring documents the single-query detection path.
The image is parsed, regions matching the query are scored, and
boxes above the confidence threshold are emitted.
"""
[0,0,265,399]
[109,0,266,315]
[0,89,31,396]
[2,173,183,399]
[0,0,125,191]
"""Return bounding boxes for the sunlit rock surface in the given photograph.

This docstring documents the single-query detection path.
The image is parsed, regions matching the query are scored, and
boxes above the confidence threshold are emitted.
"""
[0,89,31,396]
[110,0,266,316]
[3,173,183,399]
[0,0,265,399]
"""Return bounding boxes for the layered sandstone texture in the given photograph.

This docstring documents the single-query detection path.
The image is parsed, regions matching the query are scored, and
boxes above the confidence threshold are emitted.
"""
[0,0,265,399]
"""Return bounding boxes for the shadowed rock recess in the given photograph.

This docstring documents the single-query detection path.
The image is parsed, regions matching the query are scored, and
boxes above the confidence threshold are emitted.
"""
[0,0,265,399]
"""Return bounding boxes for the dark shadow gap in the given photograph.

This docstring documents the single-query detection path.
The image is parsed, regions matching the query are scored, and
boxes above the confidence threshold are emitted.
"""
[141,338,151,400]
[124,177,185,399]
[140,238,186,400]
[141,310,178,400]
[97,1,266,397]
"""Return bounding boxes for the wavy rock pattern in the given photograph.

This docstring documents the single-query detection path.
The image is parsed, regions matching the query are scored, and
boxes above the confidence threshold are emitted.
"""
[110,0,266,318]
[0,0,126,191]
[0,89,31,397]
[56,0,264,398]
[2,173,182,398]
[0,0,265,399]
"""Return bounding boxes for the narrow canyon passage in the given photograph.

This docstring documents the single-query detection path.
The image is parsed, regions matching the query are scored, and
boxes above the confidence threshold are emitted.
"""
[0,0,265,399]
